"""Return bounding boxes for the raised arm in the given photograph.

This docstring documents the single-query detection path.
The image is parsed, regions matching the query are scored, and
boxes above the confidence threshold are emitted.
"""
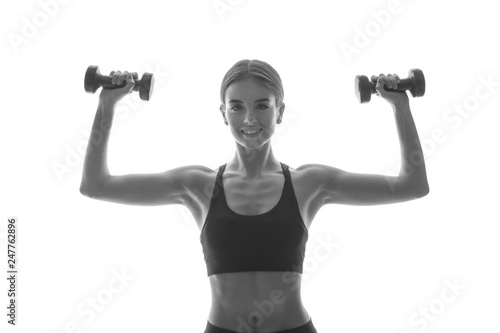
[79,70,202,206]
[307,73,429,206]
[80,70,135,195]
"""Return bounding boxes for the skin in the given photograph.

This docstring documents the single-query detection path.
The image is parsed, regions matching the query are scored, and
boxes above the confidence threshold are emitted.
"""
[219,77,286,178]
[209,78,314,331]
[85,70,429,332]
[218,74,410,181]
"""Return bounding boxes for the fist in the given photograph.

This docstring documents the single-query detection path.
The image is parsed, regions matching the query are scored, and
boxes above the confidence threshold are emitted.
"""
[99,70,138,106]
[372,73,409,106]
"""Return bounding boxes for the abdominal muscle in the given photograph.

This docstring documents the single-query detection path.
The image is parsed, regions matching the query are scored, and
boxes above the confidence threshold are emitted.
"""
[207,270,310,332]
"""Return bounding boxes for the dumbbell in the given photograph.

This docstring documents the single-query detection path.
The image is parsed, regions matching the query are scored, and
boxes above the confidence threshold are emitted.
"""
[84,65,154,101]
[355,68,425,103]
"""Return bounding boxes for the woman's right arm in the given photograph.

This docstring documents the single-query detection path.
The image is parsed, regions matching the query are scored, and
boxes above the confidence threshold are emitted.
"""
[79,70,206,206]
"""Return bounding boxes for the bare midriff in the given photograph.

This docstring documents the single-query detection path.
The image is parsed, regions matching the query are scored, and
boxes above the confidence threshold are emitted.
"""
[207,270,310,332]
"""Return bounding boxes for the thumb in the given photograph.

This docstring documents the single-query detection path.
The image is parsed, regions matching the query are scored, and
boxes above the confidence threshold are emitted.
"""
[374,76,385,96]
[125,73,136,93]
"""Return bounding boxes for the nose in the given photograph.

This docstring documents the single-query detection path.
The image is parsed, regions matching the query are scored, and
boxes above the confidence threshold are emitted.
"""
[243,109,257,125]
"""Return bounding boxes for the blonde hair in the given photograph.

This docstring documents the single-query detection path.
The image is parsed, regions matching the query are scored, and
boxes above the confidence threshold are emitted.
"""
[220,59,284,109]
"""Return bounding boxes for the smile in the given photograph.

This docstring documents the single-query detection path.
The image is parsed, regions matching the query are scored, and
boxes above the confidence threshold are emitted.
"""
[241,128,263,136]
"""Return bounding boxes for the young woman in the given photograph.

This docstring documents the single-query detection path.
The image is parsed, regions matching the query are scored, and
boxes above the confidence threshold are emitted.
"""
[80,59,429,333]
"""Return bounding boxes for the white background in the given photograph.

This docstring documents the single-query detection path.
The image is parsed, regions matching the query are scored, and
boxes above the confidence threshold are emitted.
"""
[1,0,499,332]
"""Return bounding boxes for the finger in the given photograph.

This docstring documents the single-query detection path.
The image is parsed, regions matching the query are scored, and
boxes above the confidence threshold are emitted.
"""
[371,74,385,84]
[111,70,121,84]
[394,74,400,84]
[132,72,138,80]
[392,74,400,89]
[375,76,386,93]
[117,71,129,85]
[387,74,395,89]
[378,73,389,87]
[390,74,398,89]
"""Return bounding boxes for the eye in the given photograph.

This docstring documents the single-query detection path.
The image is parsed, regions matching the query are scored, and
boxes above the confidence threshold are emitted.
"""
[230,104,269,111]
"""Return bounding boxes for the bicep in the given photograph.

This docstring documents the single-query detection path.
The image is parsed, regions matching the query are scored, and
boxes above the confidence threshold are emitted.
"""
[308,164,426,206]
[82,165,208,207]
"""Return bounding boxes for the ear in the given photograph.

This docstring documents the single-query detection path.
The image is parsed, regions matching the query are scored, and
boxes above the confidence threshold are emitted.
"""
[220,105,227,123]
[278,103,285,119]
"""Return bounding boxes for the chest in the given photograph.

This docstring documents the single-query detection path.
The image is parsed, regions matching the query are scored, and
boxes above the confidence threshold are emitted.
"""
[188,167,323,231]
[223,175,283,216]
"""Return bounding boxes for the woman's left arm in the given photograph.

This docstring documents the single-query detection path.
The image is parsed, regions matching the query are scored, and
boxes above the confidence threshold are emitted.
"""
[304,74,429,206]
[380,74,429,195]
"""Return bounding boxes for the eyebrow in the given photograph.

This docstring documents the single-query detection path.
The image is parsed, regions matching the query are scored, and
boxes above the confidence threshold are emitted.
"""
[227,98,271,104]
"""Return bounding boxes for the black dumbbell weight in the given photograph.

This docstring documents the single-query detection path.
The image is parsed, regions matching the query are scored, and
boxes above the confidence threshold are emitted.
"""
[84,65,154,101]
[355,68,425,103]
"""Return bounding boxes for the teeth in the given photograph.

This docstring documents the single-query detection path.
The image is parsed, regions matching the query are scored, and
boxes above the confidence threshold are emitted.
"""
[242,129,262,135]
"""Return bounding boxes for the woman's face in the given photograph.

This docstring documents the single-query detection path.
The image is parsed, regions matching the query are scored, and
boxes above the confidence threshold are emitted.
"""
[220,78,284,149]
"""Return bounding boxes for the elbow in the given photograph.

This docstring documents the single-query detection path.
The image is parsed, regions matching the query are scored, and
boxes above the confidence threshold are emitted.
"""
[414,184,430,199]
[402,176,429,199]
[400,178,429,200]
[80,185,93,198]
[80,182,98,198]
[79,182,88,196]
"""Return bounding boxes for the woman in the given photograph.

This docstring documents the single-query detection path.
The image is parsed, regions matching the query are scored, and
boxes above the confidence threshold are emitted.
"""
[80,59,429,333]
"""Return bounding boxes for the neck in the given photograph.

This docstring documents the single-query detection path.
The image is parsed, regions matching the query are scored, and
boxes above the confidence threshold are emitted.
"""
[228,141,280,179]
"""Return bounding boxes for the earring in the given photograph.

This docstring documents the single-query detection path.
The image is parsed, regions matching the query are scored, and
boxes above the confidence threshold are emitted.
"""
[277,118,281,124]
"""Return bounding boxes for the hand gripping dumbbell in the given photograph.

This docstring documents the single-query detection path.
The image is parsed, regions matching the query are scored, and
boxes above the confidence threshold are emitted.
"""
[354,68,425,103]
[84,65,154,101]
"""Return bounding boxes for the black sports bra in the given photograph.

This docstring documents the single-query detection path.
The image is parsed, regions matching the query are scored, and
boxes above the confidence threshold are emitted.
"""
[199,162,308,276]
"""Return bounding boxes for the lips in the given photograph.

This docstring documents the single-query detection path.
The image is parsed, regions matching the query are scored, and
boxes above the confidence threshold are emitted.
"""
[241,128,263,135]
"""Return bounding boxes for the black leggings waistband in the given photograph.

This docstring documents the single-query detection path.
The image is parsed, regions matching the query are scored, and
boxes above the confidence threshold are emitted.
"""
[204,317,317,333]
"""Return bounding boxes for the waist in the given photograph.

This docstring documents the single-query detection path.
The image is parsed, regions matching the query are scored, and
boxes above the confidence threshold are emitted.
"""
[208,271,310,331]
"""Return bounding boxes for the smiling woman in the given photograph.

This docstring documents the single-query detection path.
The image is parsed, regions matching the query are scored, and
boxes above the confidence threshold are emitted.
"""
[218,60,286,157]
[200,60,319,332]
[80,58,428,333]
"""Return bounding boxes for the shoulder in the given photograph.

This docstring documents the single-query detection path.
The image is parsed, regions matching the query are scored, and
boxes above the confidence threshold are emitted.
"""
[175,164,220,196]
[287,163,338,186]
[286,163,339,198]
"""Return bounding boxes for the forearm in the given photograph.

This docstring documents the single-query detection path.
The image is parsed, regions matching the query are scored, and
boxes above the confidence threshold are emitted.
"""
[391,101,429,193]
[80,100,116,193]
